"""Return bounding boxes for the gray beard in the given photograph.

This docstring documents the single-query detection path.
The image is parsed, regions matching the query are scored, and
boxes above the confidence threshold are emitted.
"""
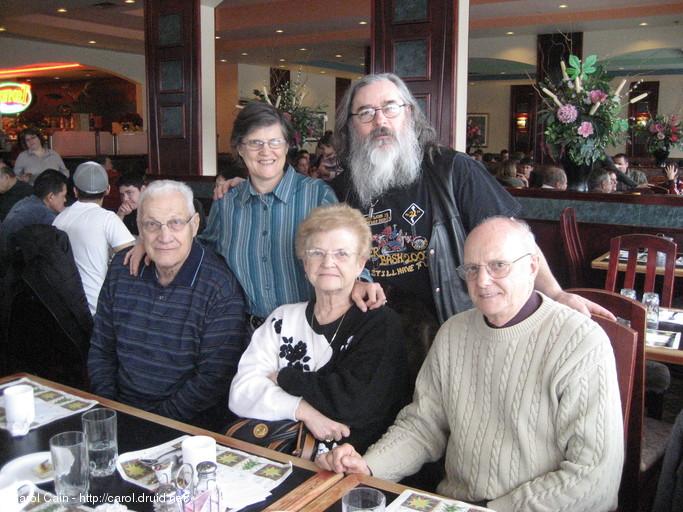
[348,124,423,208]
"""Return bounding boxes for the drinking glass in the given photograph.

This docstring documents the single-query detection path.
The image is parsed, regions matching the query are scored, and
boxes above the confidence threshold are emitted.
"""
[642,292,660,331]
[620,288,637,301]
[50,431,89,502]
[342,487,386,512]
[82,408,118,477]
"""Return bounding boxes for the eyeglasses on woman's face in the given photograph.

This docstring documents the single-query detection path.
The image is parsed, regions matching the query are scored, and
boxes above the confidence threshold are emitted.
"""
[241,138,287,151]
[304,248,357,263]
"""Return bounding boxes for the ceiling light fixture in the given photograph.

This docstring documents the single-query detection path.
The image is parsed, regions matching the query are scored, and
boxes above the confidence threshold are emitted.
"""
[559,4,568,8]
[241,52,248,56]
[125,0,136,3]
[0,27,6,32]
[215,36,221,39]
[220,59,227,63]
[359,21,368,25]
[275,29,284,33]
[506,31,514,35]
[299,48,307,51]
[320,71,327,74]
[335,54,342,58]
[88,40,96,44]
[279,58,286,62]
[639,22,648,26]
[54,77,61,80]
[57,8,67,13]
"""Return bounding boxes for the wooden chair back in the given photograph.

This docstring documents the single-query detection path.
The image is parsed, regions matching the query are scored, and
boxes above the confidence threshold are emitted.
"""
[605,234,678,307]
[567,288,645,512]
[559,207,586,288]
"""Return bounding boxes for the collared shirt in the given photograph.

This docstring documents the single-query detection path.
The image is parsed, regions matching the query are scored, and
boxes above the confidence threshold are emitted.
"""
[88,241,247,429]
[200,166,337,318]
[0,195,57,257]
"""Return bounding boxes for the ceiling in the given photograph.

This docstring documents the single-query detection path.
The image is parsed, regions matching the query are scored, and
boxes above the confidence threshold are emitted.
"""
[0,0,682,81]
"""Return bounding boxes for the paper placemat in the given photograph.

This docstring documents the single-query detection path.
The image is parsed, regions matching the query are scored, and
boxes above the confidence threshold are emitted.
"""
[646,329,681,349]
[117,435,293,511]
[386,489,494,512]
[0,378,97,433]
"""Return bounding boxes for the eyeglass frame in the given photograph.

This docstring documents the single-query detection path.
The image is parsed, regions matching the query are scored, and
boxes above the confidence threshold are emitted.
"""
[456,253,534,281]
[141,214,196,234]
[240,138,287,151]
[304,248,358,262]
[350,102,407,124]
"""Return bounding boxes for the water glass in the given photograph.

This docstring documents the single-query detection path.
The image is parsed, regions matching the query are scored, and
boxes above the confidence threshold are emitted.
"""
[342,487,386,512]
[82,408,118,477]
[620,288,637,301]
[50,431,89,502]
[642,292,660,331]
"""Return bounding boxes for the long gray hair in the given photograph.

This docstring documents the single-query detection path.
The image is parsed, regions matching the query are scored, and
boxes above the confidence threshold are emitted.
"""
[334,73,438,166]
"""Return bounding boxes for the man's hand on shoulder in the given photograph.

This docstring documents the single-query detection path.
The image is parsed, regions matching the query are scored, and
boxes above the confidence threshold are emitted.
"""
[351,281,386,312]
[555,291,616,321]
[315,443,370,475]
[213,177,245,200]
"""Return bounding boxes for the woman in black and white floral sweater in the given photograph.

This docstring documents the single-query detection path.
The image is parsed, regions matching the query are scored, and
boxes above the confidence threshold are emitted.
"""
[229,204,409,453]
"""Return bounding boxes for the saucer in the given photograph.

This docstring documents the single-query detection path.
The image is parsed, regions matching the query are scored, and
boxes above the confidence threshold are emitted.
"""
[0,451,53,485]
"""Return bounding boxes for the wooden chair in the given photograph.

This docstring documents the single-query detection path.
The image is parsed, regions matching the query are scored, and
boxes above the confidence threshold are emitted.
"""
[605,234,678,307]
[568,288,674,512]
[559,207,587,288]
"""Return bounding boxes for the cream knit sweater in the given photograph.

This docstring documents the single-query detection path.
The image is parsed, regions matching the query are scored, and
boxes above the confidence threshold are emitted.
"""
[364,294,624,512]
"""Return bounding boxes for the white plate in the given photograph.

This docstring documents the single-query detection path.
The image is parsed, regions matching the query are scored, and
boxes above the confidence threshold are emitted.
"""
[0,452,53,485]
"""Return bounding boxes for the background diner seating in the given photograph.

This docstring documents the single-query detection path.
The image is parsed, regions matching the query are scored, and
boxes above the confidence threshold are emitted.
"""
[568,288,674,512]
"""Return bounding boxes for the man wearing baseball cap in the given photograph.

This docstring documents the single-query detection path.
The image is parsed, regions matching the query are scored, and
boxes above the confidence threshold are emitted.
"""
[53,161,135,315]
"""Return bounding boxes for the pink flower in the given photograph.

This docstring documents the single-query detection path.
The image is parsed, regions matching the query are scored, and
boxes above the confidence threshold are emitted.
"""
[672,134,679,142]
[557,104,578,123]
[578,121,594,138]
[589,89,608,104]
[655,123,664,132]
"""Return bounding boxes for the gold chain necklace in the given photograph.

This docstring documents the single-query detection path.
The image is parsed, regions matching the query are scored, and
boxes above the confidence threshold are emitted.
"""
[310,308,348,345]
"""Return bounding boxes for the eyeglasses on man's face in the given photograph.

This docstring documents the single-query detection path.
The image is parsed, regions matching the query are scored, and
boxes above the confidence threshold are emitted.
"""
[456,253,532,281]
[241,138,287,151]
[141,215,195,234]
[351,102,406,124]
[304,248,357,263]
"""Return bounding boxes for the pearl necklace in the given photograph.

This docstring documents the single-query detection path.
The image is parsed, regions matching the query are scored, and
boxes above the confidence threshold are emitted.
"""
[310,308,348,345]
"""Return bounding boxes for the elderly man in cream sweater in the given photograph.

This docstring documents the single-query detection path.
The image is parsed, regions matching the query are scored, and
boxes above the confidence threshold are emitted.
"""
[317,216,623,512]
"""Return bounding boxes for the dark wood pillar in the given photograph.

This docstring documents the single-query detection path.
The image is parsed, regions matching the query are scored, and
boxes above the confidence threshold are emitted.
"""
[372,0,459,146]
[145,0,202,175]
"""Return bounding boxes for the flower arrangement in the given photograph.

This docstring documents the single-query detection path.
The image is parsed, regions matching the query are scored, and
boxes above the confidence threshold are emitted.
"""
[642,114,682,154]
[466,118,483,148]
[251,72,326,147]
[538,54,636,167]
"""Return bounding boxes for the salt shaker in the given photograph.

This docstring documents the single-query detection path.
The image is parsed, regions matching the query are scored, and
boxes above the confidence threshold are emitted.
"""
[153,483,182,512]
[194,461,219,512]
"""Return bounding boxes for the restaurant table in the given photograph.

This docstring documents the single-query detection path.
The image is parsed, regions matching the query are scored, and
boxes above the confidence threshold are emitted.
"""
[590,251,683,277]
[0,373,342,511]
[645,308,683,365]
[295,474,402,512]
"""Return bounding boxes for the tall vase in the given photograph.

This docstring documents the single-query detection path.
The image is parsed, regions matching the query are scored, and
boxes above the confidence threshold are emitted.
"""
[652,149,669,167]
[561,155,592,192]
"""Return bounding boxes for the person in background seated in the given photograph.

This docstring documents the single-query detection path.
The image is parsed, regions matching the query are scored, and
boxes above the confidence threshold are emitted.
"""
[89,180,246,430]
[540,166,568,190]
[471,149,483,162]
[0,164,33,222]
[587,168,612,193]
[53,162,135,316]
[116,172,146,236]
[495,160,526,188]
[12,128,68,184]
[294,154,311,176]
[229,204,409,453]
[318,217,623,512]
[0,170,68,258]
[499,149,509,161]
[613,153,648,190]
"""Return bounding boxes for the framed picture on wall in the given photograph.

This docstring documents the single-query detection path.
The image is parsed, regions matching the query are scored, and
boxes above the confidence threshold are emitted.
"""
[466,113,488,148]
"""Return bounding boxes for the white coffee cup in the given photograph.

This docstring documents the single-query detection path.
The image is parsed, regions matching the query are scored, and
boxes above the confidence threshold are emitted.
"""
[0,480,35,512]
[181,436,216,472]
[4,385,35,436]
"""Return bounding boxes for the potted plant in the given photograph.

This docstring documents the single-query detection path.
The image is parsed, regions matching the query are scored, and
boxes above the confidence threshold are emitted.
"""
[641,114,682,166]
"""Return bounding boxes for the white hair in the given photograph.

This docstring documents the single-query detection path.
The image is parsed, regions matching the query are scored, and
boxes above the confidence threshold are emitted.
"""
[138,180,195,218]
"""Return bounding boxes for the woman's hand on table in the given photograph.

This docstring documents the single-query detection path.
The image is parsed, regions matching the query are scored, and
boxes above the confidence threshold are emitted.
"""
[123,241,149,276]
[351,281,387,312]
[315,443,370,475]
[213,177,245,200]
[296,400,350,442]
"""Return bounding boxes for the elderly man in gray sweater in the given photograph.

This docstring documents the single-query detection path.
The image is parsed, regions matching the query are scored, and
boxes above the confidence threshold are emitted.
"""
[317,216,623,512]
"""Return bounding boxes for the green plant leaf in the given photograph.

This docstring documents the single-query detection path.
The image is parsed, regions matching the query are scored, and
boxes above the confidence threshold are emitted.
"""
[583,66,596,75]
[568,55,581,69]
[584,55,598,68]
